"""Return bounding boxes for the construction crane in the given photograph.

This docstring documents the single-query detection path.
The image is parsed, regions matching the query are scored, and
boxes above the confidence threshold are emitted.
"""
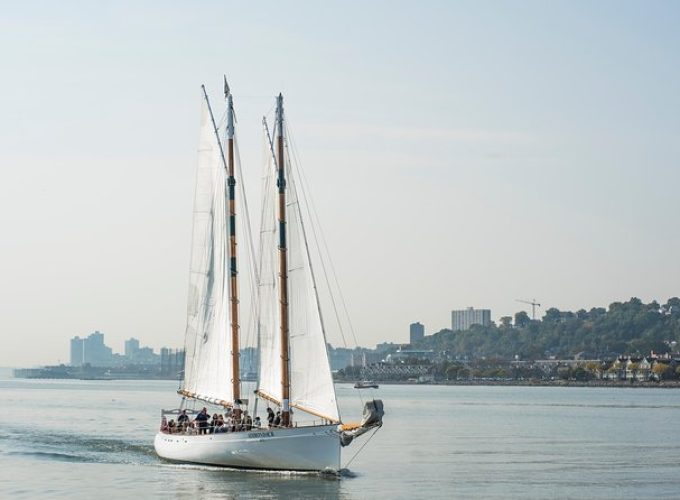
[516,298,541,320]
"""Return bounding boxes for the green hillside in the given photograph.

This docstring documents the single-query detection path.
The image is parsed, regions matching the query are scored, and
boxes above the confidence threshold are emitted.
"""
[415,297,680,360]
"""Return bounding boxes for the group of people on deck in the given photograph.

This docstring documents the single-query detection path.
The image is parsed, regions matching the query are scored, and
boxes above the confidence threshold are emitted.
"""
[161,405,294,435]
[161,407,263,435]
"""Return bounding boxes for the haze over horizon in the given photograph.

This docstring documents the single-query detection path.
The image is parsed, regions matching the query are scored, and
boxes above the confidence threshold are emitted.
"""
[2,1,679,367]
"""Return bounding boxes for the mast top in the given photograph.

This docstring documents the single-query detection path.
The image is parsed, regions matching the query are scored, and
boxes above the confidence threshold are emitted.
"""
[223,75,231,98]
[225,77,234,139]
[276,93,284,133]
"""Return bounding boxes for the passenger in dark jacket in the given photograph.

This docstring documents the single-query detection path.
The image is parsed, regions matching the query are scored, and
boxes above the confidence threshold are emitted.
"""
[195,407,210,435]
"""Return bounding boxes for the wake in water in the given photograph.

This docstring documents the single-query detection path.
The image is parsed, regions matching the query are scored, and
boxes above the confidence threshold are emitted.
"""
[1,424,157,466]
[1,425,356,479]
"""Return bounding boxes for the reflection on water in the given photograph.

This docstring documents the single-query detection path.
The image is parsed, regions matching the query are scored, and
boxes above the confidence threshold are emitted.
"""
[155,465,345,500]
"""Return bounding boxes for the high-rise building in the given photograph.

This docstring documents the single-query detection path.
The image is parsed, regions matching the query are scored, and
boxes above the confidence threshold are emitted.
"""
[125,338,140,357]
[70,336,84,366]
[409,322,425,344]
[452,307,491,331]
[69,331,113,366]
[240,347,260,378]
[161,348,185,378]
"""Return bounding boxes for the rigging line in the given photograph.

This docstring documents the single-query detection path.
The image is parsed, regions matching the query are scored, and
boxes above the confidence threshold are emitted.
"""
[285,124,346,348]
[342,426,382,469]
[233,137,260,355]
[234,160,255,372]
[285,122,359,349]
[252,120,278,396]
[284,120,364,405]
[285,148,342,419]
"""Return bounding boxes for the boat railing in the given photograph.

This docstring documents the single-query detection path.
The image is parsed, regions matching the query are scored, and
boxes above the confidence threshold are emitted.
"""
[159,409,335,435]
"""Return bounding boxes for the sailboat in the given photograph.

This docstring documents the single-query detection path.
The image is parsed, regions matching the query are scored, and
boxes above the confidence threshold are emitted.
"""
[154,81,383,472]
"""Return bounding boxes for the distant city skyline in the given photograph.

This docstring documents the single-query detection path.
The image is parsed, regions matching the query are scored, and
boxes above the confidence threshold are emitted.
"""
[69,331,179,367]
[2,2,680,366]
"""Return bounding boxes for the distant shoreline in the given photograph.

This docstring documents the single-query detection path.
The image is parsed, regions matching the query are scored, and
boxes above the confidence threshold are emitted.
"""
[365,379,680,389]
[9,374,680,389]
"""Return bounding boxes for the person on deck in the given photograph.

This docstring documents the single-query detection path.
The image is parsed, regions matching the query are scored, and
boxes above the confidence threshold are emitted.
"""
[177,409,189,426]
[244,411,253,431]
[210,413,219,434]
[254,416,261,428]
[273,411,281,427]
[195,407,210,435]
[214,415,225,433]
[267,408,275,428]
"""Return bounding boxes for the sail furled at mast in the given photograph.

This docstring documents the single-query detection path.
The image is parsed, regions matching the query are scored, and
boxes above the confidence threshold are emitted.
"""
[256,117,340,423]
[181,95,233,405]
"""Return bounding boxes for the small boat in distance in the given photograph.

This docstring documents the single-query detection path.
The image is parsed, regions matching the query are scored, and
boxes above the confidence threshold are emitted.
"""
[354,380,379,389]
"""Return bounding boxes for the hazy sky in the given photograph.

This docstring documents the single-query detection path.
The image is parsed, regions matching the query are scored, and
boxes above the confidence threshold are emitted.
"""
[2,1,679,366]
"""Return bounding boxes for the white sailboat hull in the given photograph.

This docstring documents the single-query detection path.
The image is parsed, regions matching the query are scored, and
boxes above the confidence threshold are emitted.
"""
[154,425,341,471]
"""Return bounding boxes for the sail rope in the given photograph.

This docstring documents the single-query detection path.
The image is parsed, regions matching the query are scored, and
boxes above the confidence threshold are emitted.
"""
[233,135,260,359]
[285,122,359,351]
[342,426,381,470]
[285,120,366,404]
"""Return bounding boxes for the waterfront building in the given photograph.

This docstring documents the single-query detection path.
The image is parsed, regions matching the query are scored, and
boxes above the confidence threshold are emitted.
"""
[375,342,399,353]
[350,351,382,368]
[326,344,353,372]
[160,348,185,378]
[125,338,140,357]
[70,331,113,366]
[70,336,84,366]
[409,322,425,344]
[452,307,491,331]
[240,346,259,378]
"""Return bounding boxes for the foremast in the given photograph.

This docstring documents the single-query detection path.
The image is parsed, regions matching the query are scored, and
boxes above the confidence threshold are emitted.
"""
[181,82,241,408]
[276,93,292,427]
[225,78,241,404]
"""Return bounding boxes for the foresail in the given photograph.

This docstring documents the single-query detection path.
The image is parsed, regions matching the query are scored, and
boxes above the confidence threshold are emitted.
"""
[256,108,339,423]
[286,167,340,423]
[181,97,233,404]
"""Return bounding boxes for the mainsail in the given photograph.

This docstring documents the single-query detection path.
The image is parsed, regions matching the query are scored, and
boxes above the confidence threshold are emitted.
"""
[256,109,339,423]
[180,94,233,405]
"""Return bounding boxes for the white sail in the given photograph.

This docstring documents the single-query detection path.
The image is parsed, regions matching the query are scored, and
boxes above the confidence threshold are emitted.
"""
[255,148,282,404]
[286,167,340,422]
[181,96,232,405]
[256,124,339,423]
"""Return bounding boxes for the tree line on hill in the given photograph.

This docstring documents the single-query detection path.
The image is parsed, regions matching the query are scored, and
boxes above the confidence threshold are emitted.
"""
[413,297,680,361]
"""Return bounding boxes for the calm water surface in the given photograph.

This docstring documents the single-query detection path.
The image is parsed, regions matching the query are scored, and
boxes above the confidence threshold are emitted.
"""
[1,378,679,499]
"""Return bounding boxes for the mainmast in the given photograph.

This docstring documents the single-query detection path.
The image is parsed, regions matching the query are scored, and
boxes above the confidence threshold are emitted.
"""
[276,93,292,427]
[225,77,241,404]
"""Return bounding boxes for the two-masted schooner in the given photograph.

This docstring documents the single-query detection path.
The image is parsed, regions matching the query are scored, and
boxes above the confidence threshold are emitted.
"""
[153,81,383,472]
